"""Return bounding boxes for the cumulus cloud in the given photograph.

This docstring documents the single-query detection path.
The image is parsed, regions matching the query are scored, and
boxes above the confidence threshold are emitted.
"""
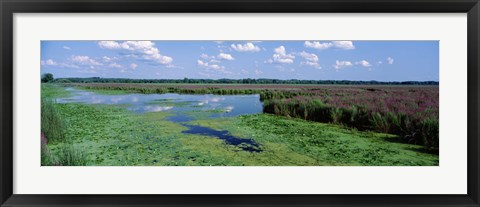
[70,55,103,66]
[387,57,394,64]
[298,51,321,69]
[333,60,353,70]
[332,41,355,50]
[304,41,355,50]
[108,63,123,68]
[98,41,173,65]
[304,41,332,50]
[130,63,138,69]
[197,60,225,71]
[230,42,261,52]
[98,41,121,49]
[217,53,234,60]
[355,60,372,68]
[200,53,213,59]
[42,58,82,69]
[200,53,231,62]
[266,46,295,64]
[198,52,233,72]
[41,59,58,66]
[101,56,119,63]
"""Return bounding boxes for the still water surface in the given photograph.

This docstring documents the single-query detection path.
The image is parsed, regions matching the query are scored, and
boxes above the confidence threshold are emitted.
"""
[57,88,263,152]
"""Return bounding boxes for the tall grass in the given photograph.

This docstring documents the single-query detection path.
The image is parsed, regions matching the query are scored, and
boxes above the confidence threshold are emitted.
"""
[41,142,56,166]
[41,97,88,166]
[263,98,439,150]
[41,143,88,166]
[41,98,66,143]
[56,144,88,166]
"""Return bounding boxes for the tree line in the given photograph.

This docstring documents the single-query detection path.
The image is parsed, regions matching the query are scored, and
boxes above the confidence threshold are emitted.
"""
[42,73,439,85]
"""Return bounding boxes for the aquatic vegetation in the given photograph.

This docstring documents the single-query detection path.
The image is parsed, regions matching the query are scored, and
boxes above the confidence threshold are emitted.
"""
[181,124,262,152]
[41,85,90,166]
[41,84,439,166]
[41,83,72,99]
[189,114,439,166]
[64,83,439,150]
[41,141,88,166]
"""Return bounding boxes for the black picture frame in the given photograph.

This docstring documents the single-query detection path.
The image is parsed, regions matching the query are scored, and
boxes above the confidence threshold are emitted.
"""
[1,0,479,206]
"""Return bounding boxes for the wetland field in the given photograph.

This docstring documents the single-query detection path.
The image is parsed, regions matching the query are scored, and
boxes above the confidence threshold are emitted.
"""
[41,83,439,166]
[40,40,439,166]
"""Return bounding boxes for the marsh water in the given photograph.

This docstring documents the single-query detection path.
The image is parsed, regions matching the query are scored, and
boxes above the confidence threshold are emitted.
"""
[57,88,263,152]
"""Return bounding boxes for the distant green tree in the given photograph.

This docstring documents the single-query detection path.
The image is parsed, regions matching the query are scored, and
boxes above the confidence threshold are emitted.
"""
[55,78,71,83]
[41,73,54,83]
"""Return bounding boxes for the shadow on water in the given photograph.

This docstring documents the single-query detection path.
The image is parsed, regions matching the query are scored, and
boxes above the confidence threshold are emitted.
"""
[166,113,193,123]
[181,124,262,153]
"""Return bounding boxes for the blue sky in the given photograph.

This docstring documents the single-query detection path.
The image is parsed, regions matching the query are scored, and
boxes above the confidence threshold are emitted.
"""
[41,40,439,81]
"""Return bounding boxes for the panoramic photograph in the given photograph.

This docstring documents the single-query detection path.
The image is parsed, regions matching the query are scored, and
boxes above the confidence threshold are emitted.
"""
[40,40,439,166]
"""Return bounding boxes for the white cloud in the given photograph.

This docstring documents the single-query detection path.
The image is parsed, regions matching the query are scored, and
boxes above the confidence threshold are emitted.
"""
[108,63,123,68]
[98,41,121,49]
[387,57,394,64]
[102,56,119,63]
[298,51,321,69]
[102,56,112,62]
[230,42,261,52]
[47,59,57,65]
[70,55,103,66]
[63,46,71,50]
[41,59,58,66]
[197,60,225,71]
[255,69,263,75]
[267,46,295,64]
[333,60,353,70]
[378,61,383,64]
[217,53,235,60]
[304,41,333,50]
[355,60,372,68]
[332,41,355,50]
[304,41,355,50]
[200,52,233,64]
[130,63,138,69]
[304,61,321,68]
[200,53,213,59]
[98,41,173,65]
[42,59,82,69]
[298,51,318,63]
[59,63,80,69]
